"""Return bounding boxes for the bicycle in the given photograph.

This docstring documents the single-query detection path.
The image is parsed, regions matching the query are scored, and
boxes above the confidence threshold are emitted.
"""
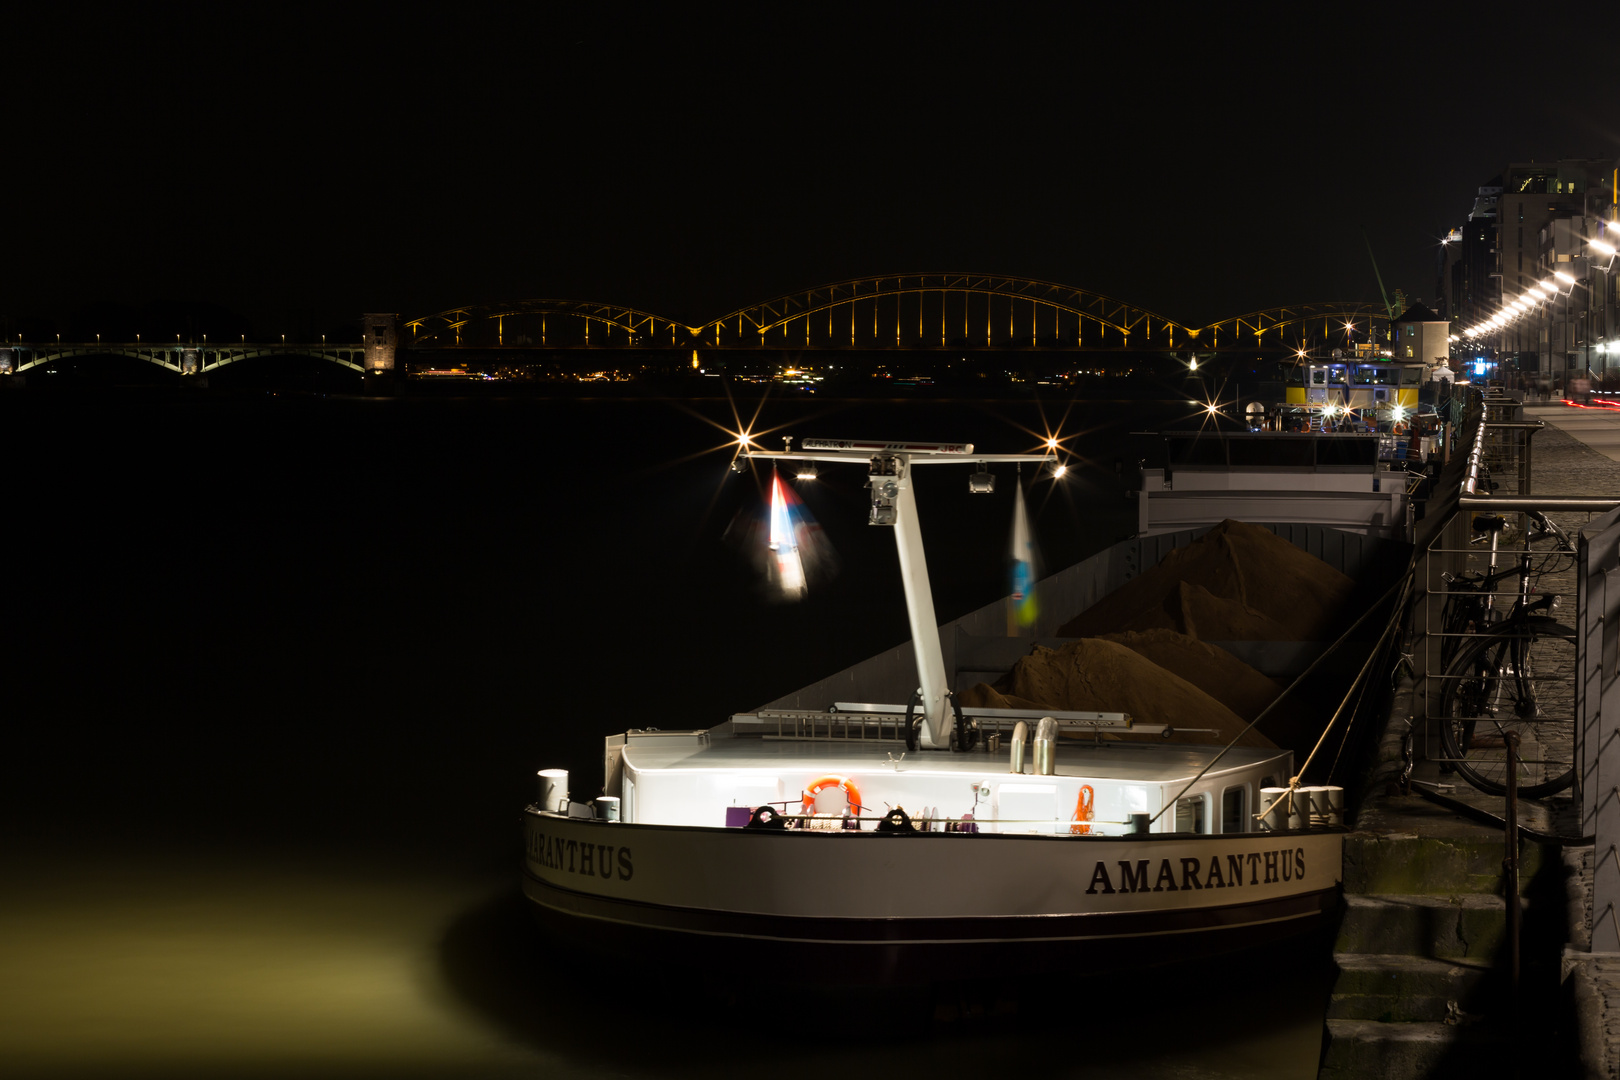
[1436,508,1578,798]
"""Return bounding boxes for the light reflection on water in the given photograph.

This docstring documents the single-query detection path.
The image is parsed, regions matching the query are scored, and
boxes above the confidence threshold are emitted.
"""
[4,851,1330,1079]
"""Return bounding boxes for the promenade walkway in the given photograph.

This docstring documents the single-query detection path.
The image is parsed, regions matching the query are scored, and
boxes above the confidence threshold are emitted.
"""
[1322,403,1620,1078]
[1524,403,1620,1080]
[1526,403,1620,464]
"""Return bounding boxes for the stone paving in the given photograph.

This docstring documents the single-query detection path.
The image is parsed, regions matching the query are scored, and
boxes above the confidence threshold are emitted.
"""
[1521,404,1620,1080]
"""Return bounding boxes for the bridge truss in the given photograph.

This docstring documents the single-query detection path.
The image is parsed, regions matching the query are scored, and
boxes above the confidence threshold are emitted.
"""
[1193,302,1392,349]
[404,300,691,348]
[695,273,1195,349]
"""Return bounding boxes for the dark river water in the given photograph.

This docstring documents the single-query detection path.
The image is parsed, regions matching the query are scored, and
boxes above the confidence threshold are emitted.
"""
[2,385,1330,1078]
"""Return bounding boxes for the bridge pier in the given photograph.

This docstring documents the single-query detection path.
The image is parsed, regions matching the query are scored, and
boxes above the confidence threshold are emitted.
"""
[0,348,21,388]
[362,313,399,394]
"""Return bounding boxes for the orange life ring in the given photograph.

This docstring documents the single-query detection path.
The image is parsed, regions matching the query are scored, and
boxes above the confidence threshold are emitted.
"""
[1070,784,1095,834]
[802,775,863,815]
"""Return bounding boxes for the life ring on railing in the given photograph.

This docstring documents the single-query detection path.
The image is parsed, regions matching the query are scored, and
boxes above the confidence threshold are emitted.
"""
[1070,784,1095,835]
[802,775,863,815]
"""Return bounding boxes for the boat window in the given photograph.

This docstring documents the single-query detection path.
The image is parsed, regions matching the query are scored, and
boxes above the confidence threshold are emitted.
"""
[1402,366,1422,385]
[1221,787,1246,834]
[1174,795,1207,834]
[1351,366,1397,385]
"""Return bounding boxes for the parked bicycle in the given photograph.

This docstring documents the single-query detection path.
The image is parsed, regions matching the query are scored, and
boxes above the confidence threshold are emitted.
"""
[1436,508,1577,798]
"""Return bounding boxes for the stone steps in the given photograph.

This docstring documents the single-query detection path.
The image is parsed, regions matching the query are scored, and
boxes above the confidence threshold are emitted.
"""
[1343,829,1542,896]
[1319,820,1556,1079]
[1326,953,1496,1022]
[1334,892,1523,960]
[1319,1018,1512,1077]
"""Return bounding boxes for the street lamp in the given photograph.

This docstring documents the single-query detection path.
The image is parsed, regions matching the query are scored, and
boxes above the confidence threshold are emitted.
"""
[1581,237,1618,387]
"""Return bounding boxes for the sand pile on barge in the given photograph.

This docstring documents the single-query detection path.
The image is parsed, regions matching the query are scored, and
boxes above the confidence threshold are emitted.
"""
[1056,518,1355,642]
[958,638,1277,749]
[958,521,1352,751]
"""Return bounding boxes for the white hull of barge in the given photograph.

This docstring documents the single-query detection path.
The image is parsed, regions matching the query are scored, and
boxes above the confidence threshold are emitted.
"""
[521,810,1341,979]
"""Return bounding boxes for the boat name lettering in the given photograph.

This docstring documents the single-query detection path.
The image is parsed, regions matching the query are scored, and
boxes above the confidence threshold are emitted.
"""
[527,830,633,881]
[1085,848,1306,895]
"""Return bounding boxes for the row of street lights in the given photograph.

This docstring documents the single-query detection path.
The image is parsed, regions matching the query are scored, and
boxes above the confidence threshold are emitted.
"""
[1455,223,1618,383]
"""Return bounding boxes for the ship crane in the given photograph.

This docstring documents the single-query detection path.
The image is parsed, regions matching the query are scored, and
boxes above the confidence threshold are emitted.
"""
[740,437,1056,751]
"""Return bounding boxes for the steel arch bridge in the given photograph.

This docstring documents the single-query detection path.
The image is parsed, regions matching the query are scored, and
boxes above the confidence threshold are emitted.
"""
[400,279,1390,353]
[695,273,1195,349]
[3,343,365,375]
[1193,302,1393,348]
[404,300,690,348]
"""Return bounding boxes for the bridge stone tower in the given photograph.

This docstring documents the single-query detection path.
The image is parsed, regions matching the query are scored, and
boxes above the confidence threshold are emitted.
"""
[362,313,400,373]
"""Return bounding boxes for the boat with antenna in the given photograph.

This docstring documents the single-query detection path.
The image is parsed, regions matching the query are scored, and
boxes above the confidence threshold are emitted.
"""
[522,434,1354,981]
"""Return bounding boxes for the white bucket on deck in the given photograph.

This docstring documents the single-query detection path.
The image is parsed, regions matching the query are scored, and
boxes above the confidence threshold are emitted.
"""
[1302,786,1344,828]
[1258,787,1304,831]
[537,769,569,813]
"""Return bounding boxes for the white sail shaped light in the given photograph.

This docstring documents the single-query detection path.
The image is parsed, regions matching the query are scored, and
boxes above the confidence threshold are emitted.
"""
[769,472,807,599]
[1010,480,1037,628]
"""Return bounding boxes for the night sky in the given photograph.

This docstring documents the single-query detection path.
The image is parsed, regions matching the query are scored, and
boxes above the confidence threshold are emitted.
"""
[11,7,1618,338]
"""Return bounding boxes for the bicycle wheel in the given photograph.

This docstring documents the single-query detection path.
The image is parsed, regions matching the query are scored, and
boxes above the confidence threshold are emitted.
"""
[1437,619,1577,798]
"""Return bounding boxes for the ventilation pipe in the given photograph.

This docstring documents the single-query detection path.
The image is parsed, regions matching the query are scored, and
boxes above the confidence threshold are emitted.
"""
[1034,717,1059,776]
[1009,721,1029,774]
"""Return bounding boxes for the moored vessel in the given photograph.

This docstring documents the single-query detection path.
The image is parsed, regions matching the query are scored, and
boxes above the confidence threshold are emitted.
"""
[523,434,1370,981]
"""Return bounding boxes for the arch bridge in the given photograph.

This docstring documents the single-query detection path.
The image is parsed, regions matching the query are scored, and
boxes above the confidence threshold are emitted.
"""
[1,343,365,376]
[403,279,1390,353]
[695,273,1194,349]
[404,300,689,348]
[1193,302,1393,349]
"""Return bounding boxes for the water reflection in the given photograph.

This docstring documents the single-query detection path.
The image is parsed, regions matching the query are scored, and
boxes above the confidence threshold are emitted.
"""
[439,884,1333,1079]
[3,847,1329,1079]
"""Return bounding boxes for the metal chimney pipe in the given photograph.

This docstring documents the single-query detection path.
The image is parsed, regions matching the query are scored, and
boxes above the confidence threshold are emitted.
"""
[1034,717,1059,776]
[1009,721,1029,774]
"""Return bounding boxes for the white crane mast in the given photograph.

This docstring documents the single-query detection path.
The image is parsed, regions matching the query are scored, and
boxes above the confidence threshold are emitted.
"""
[743,437,1053,750]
